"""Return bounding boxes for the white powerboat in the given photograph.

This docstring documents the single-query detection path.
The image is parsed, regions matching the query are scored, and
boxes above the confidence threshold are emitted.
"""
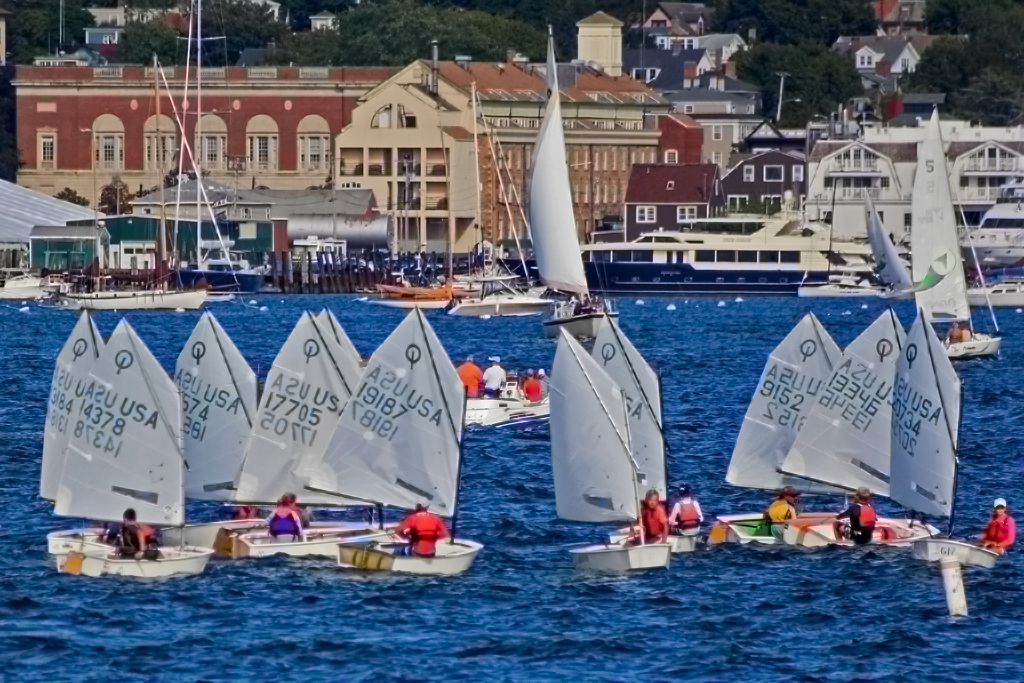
[967,277,1024,307]
[447,276,553,317]
[57,288,207,310]
[543,300,617,339]
[0,272,66,300]
[798,274,885,298]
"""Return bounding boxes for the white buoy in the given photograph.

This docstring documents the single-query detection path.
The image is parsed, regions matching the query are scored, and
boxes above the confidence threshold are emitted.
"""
[249,299,257,305]
[666,304,676,311]
[861,304,869,309]
[175,307,185,313]
[1017,308,1022,314]
[18,306,29,312]
[259,306,269,311]
[635,299,645,306]
[717,301,726,307]
[20,300,27,305]
[940,559,968,616]
[481,314,492,320]
[843,310,852,315]
[734,297,743,302]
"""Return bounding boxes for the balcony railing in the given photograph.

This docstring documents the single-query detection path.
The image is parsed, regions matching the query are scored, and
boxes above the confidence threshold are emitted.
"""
[396,163,421,176]
[247,67,278,79]
[830,158,880,173]
[299,67,330,79]
[958,187,1001,201]
[427,164,447,176]
[392,199,421,210]
[199,67,226,80]
[367,164,392,176]
[963,158,1018,172]
[424,198,448,210]
[338,163,364,176]
[94,67,124,78]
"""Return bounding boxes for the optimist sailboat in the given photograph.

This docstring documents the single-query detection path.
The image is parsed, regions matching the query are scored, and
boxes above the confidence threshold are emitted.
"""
[777,311,939,547]
[529,31,616,339]
[911,111,1001,359]
[312,308,481,576]
[713,314,844,544]
[49,320,213,577]
[228,311,376,558]
[551,329,671,571]
[41,311,103,504]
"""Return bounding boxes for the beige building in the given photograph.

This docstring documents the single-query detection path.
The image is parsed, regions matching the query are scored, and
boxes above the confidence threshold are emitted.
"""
[576,12,623,76]
[0,9,9,67]
[335,51,669,253]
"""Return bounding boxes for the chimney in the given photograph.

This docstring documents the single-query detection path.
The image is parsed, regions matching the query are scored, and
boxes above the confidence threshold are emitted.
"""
[576,11,623,77]
[455,55,472,69]
[430,39,439,95]
[724,60,736,78]
[506,49,517,63]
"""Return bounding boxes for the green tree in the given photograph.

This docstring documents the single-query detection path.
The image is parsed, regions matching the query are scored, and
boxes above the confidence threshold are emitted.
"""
[714,0,875,46]
[117,19,182,66]
[55,187,90,206]
[10,0,95,63]
[98,176,133,214]
[265,27,341,66]
[277,0,351,30]
[904,37,971,95]
[736,42,863,127]
[202,0,288,66]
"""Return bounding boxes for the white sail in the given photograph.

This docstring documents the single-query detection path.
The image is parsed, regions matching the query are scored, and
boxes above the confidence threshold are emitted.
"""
[911,110,970,322]
[175,312,257,500]
[551,329,638,523]
[310,309,465,516]
[591,316,666,497]
[727,314,844,493]
[780,310,905,496]
[233,312,356,505]
[41,311,104,501]
[315,308,365,390]
[526,35,588,295]
[55,320,184,526]
[889,310,961,517]
[866,196,913,290]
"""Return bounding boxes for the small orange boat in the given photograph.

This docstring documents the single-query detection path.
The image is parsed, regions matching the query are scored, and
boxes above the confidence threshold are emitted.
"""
[367,284,457,309]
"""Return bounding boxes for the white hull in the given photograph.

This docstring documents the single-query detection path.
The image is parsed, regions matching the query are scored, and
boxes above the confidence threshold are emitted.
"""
[944,334,1001,359]
[58,289,207,310]
[337,538,482,575]
[447,297,552,317]
[543,311,616,339]
[0,287,47,300]
[47,528,105,555]
[569,541,671,571]
[47,520,267,558]
[232,523,386,558]
[912,538,1000,568]
[781,517,940,548]
[608,528,699,553]
[56,546,213,577]
[364,298,451,310]
[465,396,549,426]
[708,513,839,545]
[798,284,884,298]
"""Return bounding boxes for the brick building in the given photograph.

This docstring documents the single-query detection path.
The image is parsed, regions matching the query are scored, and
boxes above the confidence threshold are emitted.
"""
[15,65,390,204]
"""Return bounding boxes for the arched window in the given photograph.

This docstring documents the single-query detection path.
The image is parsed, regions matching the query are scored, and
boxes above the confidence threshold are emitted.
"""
[143,114,176,173]
[199,114,227,171]
[246,115,279,172]
[92,113,125,171]
[664,149,678,164]
[297,114,330,173]
[371,105,392,128]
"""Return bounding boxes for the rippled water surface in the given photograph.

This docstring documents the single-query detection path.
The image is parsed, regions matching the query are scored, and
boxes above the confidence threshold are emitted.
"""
[2,296,1023,682]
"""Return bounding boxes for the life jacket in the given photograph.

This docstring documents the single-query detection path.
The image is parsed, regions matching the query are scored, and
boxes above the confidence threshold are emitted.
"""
[405,511,445,556]
[984,516,1013,545]
[642,504,668,539]
[765,499,795,523]
[857,503,877,526]
[675,500,701,530]
[268,508,301,537]
[121,522,156,550]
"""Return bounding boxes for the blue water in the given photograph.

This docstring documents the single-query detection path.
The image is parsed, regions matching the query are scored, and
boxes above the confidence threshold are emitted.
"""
[3,296,1023,682]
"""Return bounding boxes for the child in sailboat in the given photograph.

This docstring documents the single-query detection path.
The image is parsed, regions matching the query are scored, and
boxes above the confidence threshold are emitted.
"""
[117,509,161,560]
[668,485,703,536]
[832,488,878,546]
[267,495,304,540]
[980,499,1016,555]
[393,504,449,557]
[629,490,669,545]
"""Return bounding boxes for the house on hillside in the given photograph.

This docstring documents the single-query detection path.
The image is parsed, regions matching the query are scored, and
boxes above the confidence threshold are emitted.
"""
[623,163,724,239]
[875,0,927,36]
[658,115,704,164]
[744,120,807,155]
[622,47,714,87]
[832,35,933,91]
[309,11,336,31]
[721,150,806,213]
[642,3,712,36]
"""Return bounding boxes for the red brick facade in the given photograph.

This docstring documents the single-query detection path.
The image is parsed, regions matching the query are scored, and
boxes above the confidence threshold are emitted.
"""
[657,114,703,165]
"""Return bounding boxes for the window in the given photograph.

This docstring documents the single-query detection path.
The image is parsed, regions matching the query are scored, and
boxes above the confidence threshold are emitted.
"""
[695,250,715,262]
[144,133,175,172]
[248,135,278,171]
[780,251,800,263]
[677,206,697,222]
[666,181,675,190]
[759,251,780,263]
[900,58,910,72]
[203,135,226,170]
[792,165,804,182]
[664,149,678,164]
[717,250,736,262]
[636,206,656,223]
[712,125,723,141]
[728,195,749,210]
[763,165,784,182]
[743,165,754,182]
[738,251,758,262]
[95,134,124,171]
[240,207,252,219]
[590,250,611,262]
[904,213,912,228]
[371,105,392,128]
[38,133,56,170]
[880,177,890,189]
[683,104,694,114]
[712,151,722,166]
[299,135,330,172]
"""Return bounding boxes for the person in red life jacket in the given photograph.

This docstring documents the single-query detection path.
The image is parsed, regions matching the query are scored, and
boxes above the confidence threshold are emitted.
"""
[119,508,160,560]
[833,487,878,545]
[267,494,304,540]
[232,505,260,520]
[632,489,668,544]
[981,498,1016,554]
[523,370,542,403]
[668,485,703,536]
[394,503,450,557]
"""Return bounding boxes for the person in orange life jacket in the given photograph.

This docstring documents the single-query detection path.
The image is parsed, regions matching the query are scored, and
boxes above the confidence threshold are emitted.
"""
[632,489,668,544]
[833,487,878,545]
[118,508,160,560]
[981,498,1016,554]
[267,494,304,539]
[668,485,703,536]
[393,503,450,557]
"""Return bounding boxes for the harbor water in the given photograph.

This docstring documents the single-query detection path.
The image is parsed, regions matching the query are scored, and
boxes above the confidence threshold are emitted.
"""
[2,296,1022,682]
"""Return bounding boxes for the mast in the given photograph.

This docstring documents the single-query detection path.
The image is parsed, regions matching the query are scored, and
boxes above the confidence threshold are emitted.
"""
[471,82,483,270]
[195,0,203,264]
[154,54,166,286]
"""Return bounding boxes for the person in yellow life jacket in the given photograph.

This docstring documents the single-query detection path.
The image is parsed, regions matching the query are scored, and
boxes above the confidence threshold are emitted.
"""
[834,487,878,545]
[668,485,703,536]
[765,487,800,525]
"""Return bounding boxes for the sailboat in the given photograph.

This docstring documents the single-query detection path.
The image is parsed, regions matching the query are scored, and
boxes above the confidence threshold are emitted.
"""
[777,311,939,547]
[590,316,695,553]
[712,314,844,544]
[911,111,1001,359]
[226,311,378,557]
[49,319,213,577]
[528,31,616,339]
[551,329,671,571]
[306,308,482,576]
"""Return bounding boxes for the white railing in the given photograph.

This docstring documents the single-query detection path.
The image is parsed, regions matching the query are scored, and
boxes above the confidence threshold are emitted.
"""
[247,67,278,79]
[94,67,124,78]
[958,187,1001,201]
[199,67,226,80]
[299,67,330,79]
[963,158,1018,172]
[830,158,879,172]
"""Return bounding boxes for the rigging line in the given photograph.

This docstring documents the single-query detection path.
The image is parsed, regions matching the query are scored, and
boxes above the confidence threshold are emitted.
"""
[205,312,254,428]
[306,310,354,397]
[603,314,667,444]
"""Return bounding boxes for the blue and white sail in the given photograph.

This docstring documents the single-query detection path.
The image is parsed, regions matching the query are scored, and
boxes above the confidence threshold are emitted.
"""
[889,310,961,517]
[41,311,104,501]
[55,320,184,526]
[175,312,257,500]
[727,314,844,493]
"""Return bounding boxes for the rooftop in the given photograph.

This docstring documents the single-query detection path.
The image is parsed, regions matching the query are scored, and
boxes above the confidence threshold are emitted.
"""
[625,163,720,204]
[0,180,97,243]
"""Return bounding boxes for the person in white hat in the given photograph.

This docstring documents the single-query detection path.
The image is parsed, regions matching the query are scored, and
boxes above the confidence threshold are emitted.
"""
[980,498,1016,555]
[482,357,507,398]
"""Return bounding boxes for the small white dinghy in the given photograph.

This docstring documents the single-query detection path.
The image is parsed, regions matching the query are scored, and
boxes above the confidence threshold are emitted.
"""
[232,523,393,559]
[50,320,211,577]
[309,308,481,575]
[550,329,671,571]
[944,333,1001,359]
